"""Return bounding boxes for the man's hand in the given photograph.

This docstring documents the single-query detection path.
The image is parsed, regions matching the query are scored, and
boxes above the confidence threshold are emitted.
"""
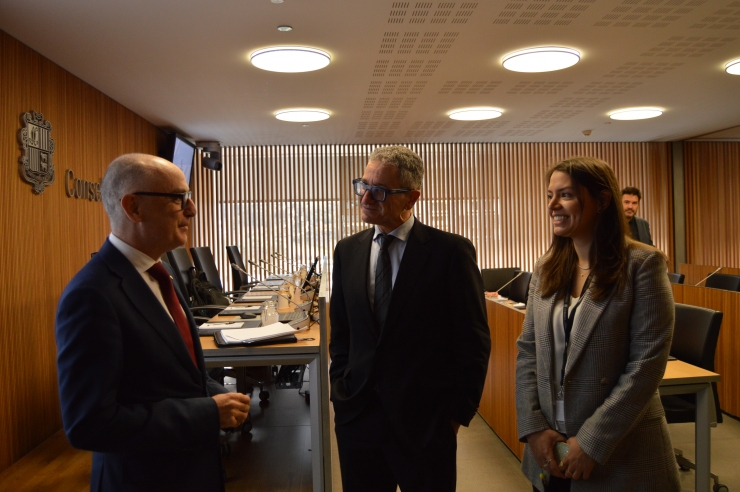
[526,429,567,479]
[212,393,251,429]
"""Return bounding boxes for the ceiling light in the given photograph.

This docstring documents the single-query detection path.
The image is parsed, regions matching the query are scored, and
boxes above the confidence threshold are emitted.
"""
[725,58,740,75]
[277,25,293,32]
[608,107,663,120]
[502,46,580,73]
[448,107,503,121]
[250,46,331,73]
[275,109,330,122]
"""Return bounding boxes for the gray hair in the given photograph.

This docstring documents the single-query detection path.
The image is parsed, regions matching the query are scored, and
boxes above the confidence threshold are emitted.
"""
[100,154,158,227]
[368,146,424,190]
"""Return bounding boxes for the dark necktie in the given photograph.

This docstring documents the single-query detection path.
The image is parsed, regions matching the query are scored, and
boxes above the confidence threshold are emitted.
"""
[374,234,395,331]
[147,262,197,366]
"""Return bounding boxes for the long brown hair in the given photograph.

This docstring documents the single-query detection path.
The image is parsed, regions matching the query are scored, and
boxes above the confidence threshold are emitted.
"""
[539,157,632,301]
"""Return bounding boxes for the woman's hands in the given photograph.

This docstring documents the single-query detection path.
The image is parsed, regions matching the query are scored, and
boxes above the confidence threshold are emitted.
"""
[526,429,568,479]
[559,437,596,480]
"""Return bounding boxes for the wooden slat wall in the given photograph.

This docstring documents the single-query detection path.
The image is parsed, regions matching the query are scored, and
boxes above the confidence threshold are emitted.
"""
[0,30,159,472]
[192,142,673,289]
[685,142,740,268]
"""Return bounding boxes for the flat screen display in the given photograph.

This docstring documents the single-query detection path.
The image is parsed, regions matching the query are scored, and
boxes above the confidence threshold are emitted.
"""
[171,136,195,185]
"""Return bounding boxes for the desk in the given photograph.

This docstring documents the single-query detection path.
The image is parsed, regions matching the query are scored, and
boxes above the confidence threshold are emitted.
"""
[482,298,721,492]
[200,280,332,492]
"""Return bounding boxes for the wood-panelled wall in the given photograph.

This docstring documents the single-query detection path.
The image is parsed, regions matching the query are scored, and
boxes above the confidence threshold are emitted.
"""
[0,30,159,473]
[192,142,673,289]
[685,142,740,268]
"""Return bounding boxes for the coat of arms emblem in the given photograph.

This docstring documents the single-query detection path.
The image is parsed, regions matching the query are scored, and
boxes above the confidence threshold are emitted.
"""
[18,111,55,194]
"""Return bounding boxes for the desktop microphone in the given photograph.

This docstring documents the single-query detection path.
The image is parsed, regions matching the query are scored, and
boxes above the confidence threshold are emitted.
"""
[247,260,312,296]
[231,263,309,312]
[694,266,723,287]
[261,259,291,275]
[272,252,299,269]
[491,271,525,295]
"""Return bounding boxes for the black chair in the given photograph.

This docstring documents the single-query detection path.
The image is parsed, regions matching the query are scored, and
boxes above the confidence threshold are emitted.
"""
[705,273,740,292]
[481,267,519,298]
[191,246,251,300]
[226,245,253,291]
[667,272,685,284]
[508,271,532,305]
[662,303,725,491]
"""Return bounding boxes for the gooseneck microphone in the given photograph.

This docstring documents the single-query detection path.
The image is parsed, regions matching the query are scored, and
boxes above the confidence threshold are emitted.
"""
[261,259,291,275]
[231,263,309,312]
[694,266,722,287]
[492,271,525,294]
[247,260,312,296]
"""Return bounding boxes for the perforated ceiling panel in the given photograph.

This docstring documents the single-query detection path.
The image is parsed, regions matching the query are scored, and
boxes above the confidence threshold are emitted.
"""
[640,36,737,57]
[438,81,502,94]
[493,0,596,26]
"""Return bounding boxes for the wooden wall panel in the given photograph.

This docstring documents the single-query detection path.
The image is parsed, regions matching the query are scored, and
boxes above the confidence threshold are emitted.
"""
[0,30,159,472]
[191,142,673,290]
[685,142,740,268]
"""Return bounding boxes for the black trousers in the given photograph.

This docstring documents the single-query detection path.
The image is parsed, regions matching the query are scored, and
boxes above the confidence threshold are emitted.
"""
[534,476,571,492]
[335,398,457,492]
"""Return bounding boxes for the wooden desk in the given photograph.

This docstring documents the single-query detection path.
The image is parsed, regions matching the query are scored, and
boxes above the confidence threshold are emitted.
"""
[200,282,332,492]
[671,283,739,419]
[481,298,721,492]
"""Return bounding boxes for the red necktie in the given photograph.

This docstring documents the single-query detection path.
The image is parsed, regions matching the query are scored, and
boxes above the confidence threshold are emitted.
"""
[147,262,197,366]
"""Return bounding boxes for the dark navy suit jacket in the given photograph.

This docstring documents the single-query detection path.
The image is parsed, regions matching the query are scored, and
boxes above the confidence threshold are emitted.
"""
[56,239,226,492]
[329,219,491,449]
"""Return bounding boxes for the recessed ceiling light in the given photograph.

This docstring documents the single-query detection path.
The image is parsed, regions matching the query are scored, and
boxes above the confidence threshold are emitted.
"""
[502,46,580,73]
[448,107,504,121]
[275,109,331,122]
[608,107,663,120]
[277,25,293,32]
[271,0,283,3]
[250,46,331,73]
[725,58,740,75]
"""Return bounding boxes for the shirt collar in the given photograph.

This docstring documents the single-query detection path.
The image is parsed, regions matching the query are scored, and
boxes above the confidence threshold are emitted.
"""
[108,233,160,274]
[373,215,415,243]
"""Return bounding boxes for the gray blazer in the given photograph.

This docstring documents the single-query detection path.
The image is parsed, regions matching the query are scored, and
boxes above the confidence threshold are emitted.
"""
[516,246,680,492]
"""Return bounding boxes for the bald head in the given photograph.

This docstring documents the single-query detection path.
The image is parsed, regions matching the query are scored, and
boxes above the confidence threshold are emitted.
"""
[101,154,176,230]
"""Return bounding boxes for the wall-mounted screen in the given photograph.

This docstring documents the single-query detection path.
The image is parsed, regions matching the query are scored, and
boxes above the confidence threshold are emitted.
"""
[167,134,196,185]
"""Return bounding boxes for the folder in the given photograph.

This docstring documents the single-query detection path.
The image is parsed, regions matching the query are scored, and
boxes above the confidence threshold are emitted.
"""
[214,322,297,347]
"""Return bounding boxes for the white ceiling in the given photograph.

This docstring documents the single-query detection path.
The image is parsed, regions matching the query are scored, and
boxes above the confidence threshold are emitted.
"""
[1,0,739,146]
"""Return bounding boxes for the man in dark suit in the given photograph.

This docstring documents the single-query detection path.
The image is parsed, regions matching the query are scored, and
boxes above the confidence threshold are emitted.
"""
[56,153,250,492]
[621,186,654,246]
[329,146,491,492]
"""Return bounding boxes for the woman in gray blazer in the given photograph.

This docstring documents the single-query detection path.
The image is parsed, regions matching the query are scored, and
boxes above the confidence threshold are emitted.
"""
[516,157,680,492]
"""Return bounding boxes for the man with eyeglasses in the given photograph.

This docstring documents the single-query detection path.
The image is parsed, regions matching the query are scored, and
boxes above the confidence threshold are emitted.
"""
[330,146,491,492]
[56,153,250,492]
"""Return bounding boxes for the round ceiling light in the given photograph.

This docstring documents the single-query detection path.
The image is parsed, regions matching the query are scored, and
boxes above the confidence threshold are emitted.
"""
[448,107,504,121]
[502,46,580,73]
[275,109,331,122]
[608,107,664,120]
[725,58,740,75]
[250,46,331,73]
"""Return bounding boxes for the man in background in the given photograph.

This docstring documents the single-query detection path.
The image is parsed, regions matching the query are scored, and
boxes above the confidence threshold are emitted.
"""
[329,146,491,491]
[56,153,250,492]
[622,186,654,246]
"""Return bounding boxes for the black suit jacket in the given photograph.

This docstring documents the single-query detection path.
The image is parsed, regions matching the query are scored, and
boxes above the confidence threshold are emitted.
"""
[56,239,227,492]
[329,220,491,449]
[633,216,654,246]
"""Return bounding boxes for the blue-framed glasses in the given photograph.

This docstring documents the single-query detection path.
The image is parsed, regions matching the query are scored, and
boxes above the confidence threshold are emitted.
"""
[352,178,411,203]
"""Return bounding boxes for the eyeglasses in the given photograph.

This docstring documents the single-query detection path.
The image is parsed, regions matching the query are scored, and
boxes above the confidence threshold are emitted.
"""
[352,178,411,203]
[132,191,192,210]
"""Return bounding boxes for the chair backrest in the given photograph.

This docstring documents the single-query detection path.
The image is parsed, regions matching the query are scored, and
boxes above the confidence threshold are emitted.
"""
[190,246,224,291]
[667,272,685,284]
[670,303,724,423]
[165,247,195,302]
[508,271,532,304]
[226,245,250,291]
[705,273,740,292]
[480,267,519,297]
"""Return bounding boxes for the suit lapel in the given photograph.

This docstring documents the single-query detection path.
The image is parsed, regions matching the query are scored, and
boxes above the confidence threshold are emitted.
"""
[535,294,558,382]
[379,220,431,342]
[563,284,616,378]
[100,241,202,377]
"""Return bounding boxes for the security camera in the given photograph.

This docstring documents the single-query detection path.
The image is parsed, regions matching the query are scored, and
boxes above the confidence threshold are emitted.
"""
[582,130,592,136]
[196,141,222,171]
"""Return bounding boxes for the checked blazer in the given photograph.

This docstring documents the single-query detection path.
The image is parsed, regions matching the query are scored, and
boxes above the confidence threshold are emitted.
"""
[516,245,680,492]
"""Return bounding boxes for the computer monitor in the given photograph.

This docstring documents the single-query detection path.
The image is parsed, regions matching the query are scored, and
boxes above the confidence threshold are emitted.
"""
[163,133,196,185]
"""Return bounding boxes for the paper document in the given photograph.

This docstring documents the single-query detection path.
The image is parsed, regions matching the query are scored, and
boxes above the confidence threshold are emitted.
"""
[199,321,245,329]
[220,322,296,344]
[222,305,260,312]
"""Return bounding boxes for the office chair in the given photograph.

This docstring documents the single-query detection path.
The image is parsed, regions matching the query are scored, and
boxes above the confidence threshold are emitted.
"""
[661,303,726,492]
[705,273,740,292]
[190,246,251,299]
[508,271,532,305]
[667,272,685,284]
[226,245,254,291]
[165,247,227,318]
[481,267,520,298]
